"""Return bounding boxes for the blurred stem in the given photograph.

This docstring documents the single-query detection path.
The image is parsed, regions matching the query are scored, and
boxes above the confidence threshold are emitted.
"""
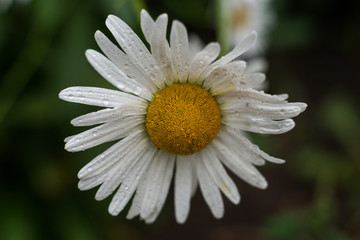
[215,0,231,56]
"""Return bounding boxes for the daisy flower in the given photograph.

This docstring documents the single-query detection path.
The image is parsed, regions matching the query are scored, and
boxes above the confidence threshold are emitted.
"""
[227,0,274,56]
[59,10,306,224]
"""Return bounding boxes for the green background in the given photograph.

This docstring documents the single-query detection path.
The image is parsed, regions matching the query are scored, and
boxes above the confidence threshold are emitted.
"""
[1,0,359,239]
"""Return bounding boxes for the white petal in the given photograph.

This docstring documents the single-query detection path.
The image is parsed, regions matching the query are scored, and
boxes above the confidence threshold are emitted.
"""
[77,129,145,179]
[189,34,204,58]
[222,100,306,120]
[85,49,153,100]
[189,42,220,81]
[174,155,194,224]
[65,116,144,152]
[126,173,147,220]
[216,129,266,166]
[59,86,143,107]
[140,151,172,219]
[108,144,157,216]
[211,138,268,189]
[64,135,75,143]
[141,10,168,43]
[201,147,240,204]
[203,61,247,94]
[140,9,156,43]
[94,30,157,94]
[143,153,175,223]
[155,13,168,35]
[224,128,285,164]
[95,137,150,201]
[243,73,266,88]
[170,20,190,82]
[204,31,257,77]
[190,158,198,197]
[70,104,146,127]
[196,154,224,219]
[106,15,165,89]
[224,115,295,134]
[78,174,106,190]
[127,152,175,223]
[141,10,174,84]
[217,89,288,105]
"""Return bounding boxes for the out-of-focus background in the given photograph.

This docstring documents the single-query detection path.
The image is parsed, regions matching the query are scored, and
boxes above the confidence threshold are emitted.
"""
[1,0,359,239]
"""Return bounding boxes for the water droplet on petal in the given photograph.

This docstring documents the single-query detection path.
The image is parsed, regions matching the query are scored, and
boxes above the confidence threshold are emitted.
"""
[103,99,109,105]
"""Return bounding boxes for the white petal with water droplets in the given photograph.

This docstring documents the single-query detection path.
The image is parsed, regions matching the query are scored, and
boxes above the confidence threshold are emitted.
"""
[95,137,150,201]
[224,114,295,134]
[189,42,220,81]
[106,15,165,89]
[78,174,106,191]
[217,89,289,104]
[211,138,268,189]
[141,10,174,84]
[85,49,153,100]
[59,86,142,107]
[140,151,172,219]
[201,147,240,204]
[70,104,146,127]
[170,20,190,82]
[196,154,224,219]
[143,153,175,223]
[222,100,306,120]
[65,116,144,152]
[216,129,267,166]
[126,173,147,220]
[203,31,257,77]
[224,128,285,164]
[77,129,145,179]
[155,13,168,34]
[243,73,266,88]
[94,30,157,94]
[203,61,247,93]
[126,152,175,223]
[174,155,194,224]
[108,143,157,216]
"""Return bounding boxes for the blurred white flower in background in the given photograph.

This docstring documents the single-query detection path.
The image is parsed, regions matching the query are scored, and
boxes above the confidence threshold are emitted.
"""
[227,0,274,57]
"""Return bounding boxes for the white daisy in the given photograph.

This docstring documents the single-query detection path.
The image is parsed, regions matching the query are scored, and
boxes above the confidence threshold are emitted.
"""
[227,0,274,56]
[59,10,306,224]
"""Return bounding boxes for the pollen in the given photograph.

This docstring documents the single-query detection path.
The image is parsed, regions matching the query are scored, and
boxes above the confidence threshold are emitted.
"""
[145,83,221,155]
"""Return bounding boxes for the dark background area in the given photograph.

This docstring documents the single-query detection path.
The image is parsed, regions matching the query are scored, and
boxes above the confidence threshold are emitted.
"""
[1,0,359,239]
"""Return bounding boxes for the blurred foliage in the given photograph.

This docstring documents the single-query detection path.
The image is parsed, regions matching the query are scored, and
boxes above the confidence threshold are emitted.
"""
[1,0,360,239]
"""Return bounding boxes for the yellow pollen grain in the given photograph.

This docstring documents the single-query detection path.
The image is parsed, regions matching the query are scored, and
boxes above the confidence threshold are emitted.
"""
[145,83,221,155]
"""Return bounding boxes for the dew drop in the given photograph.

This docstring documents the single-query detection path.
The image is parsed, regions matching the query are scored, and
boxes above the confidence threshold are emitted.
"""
[133,87,143,95]
[103,99,109,105]
[116,82,125,90]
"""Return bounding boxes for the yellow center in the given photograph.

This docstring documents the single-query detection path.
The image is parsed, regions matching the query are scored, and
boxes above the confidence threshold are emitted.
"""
[232,6,250,28]
[145,83,221,155]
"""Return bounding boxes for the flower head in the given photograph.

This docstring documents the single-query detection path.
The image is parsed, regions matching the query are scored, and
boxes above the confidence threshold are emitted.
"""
[59,10,306,224]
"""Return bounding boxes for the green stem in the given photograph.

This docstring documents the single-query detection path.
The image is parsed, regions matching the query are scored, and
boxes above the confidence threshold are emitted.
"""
[215,0,231,56]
